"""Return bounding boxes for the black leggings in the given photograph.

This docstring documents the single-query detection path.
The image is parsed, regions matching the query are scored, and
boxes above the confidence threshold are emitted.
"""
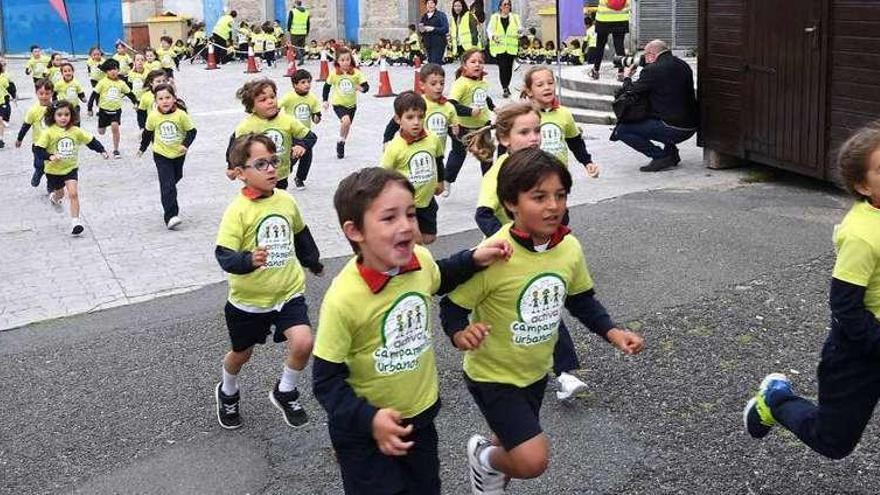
[593,31,626,72]
[446,128,493,182]
[496,52,515,91]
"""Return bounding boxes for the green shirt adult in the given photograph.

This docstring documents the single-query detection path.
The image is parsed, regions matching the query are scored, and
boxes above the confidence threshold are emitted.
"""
[213,13,235,41]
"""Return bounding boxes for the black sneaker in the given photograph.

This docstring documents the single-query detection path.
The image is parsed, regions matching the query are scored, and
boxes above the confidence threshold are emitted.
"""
[502,88,511,98]
[0,140,5,149]
[215,382,242,430]
[113,150,121,160]
[639,155,678,172]
[336,141,345,159]
[31,169,42,187]
[294,178,306,190]
[269,381,308,428]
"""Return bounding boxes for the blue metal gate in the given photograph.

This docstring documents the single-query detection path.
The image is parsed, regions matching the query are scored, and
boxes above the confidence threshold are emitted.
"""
[1,0,122,55]
[344,0,358,43]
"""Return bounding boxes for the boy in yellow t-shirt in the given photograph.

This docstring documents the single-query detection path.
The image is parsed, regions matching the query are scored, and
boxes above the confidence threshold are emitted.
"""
[156,36,177,79]
[15,79,53,189]
[381,91,445,245]
[279,69,322,190]
[25,45,51,84]
[0,59,17,150]
[86,58,138,158]
[321,46,369,159]
[214,134,324,431]
[441,148,644,492]
[313,167,511,495]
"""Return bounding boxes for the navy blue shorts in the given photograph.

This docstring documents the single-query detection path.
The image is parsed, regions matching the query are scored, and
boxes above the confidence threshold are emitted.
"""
[329,400,441,495]
[333,104,356,121]
[416,197,438,236]
[97,109,121,129]
[0,102,10,122]
[465,374,548,451]
[46,169,78,191]
[224,296,310,352]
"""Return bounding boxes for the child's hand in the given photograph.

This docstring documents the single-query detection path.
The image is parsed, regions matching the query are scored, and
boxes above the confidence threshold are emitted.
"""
[291,145,306,159]
[585,162,600,178]
[14,140,22,148]
[49,154,60,162]
[178,144,188,154]
[434,182,445,196]
[101,152,110,160]
[470,107,481,118]
[372,408,414,456]
[472,239,513,266]
[453,323,491,350]
[251,246,269,268]
[606,328,645,355]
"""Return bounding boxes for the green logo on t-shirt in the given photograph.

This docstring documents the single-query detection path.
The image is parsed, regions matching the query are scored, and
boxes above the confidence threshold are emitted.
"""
[473,88,488,108]
[256,214,292,269]
[339,78,355,95]
[512,273,565,346]
[426,112,448,137]
[408,150,435,186]
[294,103,312,124]
[540,122,565,158]
[56,137,76,159]
[263,128,286,154]
[157,121,181,144]
[375,292,431,374]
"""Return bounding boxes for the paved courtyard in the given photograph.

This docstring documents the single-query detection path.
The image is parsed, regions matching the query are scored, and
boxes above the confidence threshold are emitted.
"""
[0,57,745,330]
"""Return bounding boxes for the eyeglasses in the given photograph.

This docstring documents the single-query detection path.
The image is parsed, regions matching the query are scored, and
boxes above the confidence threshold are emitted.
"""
[243,155,279,171]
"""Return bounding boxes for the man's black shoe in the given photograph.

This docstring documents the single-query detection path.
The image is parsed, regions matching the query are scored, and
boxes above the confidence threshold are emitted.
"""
[639,155,678,172]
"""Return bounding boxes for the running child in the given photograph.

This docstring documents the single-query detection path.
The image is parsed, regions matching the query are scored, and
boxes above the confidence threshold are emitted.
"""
[45,53,64,84]
[440,148,644,493]
[35,100,109,236]
[743,124,880,460]
[144,48,162,73]
[214,133,324,430]
[156,36,177,78]
[15,79,53,187]
[447,48,495,186]
[112,42,133,84]
[235,21,252,62]
[173,40,187,68]
[228,78,317,190]
[53,63,86,123]
[259,22,277,67]
[87,58,138,158]
[321,46,369,159]
[25,45,51,84]
[279,69,322,190]
[381,91,445,245]
[137,69,170,130]
[313,167,512,494]
[128,53,149,100]
[85,46,105,90]
[0,59,17,149]
[137,83,197,229]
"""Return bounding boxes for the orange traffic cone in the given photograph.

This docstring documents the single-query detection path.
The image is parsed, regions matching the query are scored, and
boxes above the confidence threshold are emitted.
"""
[245,45,260,73]
[285,45,298,77]
[413,56,422,94]
[317,49,329,82]
[205,43,218,70]
[374,57,396,98]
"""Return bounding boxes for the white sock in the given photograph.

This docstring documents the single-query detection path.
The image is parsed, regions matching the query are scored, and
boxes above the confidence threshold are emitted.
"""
[479,446,499,473]
[278,365,300,393]
[221,367,238,395]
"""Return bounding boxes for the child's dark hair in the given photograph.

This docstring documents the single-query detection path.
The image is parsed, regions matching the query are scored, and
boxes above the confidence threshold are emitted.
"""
[262,21,273,33]
[334,167,415,253]
[497,148,573,219]
[454,48,484,79]
[419,62,445,82]
[520,65,554,99]
[144,69,167,89]
[160,35,173,45]
[408,23,417,31]
[34,78,54,93]
[229,134,278,169]
[236,78,277,113]
[393,91,426,117]
[334,46,353,69]
[59,61,75,73]
[464,102,540,163]
[44,100,77,127]
[152,83,185,112]
[89,45,101,56]
[99,58,119,72]
[30,44,40,52]
[292,68,312,85]
[837,123,880,200]
[528,27,537,35]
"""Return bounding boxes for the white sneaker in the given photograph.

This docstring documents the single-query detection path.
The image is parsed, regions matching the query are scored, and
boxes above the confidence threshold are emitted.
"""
[71,218,84,236]
[441,181,451,198]
[48,193,62,211]
[166,216,182,230]
[556,372,588,401]
[467,434,506,494]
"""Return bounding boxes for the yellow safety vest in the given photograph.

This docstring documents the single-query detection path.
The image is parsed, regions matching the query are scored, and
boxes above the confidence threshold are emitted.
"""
[450,12,482,56]
[213,14,234,39]
[488,13,519,57]
[596,0,631,23]
[290,9,310,35]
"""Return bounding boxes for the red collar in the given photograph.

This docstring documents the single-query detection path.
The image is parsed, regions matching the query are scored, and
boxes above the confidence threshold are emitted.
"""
[241,186,272,200]
[399,129,428,144]
[509,224,571,251]
[464,73,483,81]
[541,98,560,110]
[357,254,422,293]
[428,95,447,104]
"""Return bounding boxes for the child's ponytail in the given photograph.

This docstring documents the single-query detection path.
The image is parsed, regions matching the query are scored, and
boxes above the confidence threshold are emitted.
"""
[463,124,496,163]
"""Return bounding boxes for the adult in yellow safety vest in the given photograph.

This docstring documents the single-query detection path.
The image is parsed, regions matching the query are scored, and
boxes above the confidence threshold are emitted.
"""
[448,0,482,59]
[211,10,237,64]
[487,0,520,97]
[592,0,631,81]
[287,0,311,63]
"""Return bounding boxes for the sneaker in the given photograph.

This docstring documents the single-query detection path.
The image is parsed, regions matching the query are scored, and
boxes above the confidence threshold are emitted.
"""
[113,150,121,159]
[166,216,182,230]
[71,218,84,236]
[502,88,511,99]
[294,178,306,190]
[215,382,242,430]
[556,372,588,401]
[743,373,792,439]
[269,381,308,428]
[31,169,42,187]
[588,68,599,80]
[639,155,678,172]
[441,180,451,198]
[48,193,62,211]
[336,141,345,159]
[0,140,5,149]
[467,434,507,494]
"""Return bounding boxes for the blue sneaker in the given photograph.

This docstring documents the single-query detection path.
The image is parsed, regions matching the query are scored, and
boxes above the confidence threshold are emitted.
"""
[743,373,792,439]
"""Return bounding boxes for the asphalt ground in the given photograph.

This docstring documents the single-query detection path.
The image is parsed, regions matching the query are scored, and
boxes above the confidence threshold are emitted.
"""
[4,175,879,494]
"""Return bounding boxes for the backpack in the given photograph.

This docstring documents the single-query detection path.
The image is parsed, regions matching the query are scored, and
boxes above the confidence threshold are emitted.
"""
[607,0,627,10]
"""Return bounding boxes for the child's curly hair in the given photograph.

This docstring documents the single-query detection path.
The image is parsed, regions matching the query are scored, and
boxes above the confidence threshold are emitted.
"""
[235,78,277,114]
[837,122,880,200]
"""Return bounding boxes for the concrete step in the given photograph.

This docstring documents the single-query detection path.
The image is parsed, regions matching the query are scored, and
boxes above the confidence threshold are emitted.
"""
[570,107,617,126]
[558,72,622,96]
[559,87,615,113]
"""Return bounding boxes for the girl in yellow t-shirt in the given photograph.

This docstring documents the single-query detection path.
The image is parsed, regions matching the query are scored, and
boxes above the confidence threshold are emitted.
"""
[321,46,369,159]
[446,48,495,182]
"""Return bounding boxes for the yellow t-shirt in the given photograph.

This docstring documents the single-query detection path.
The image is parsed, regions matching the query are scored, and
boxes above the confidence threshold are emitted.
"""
[448,225,594,387]
[279,90,321,129]
[327,69,366,109]
[145,108,195,159]
[381,133,443,208]
[54,79,85,107]
[128,69,147,98]
[233,112,310,181]
[314,246,441,419]
[144,60,163,73]
[26,55,51,78]
[833,200,880,318]
[0,74,10,101]
[112,53,132,75]
[24,103,49,144]
[156,48,176,69]
[538,106,580,165]
[476,153,511,227]
[35,125,95,176]
[450,76,491,128]
[86,58,105,82]
[94,78,131,111]
[138,90,155,112]
[424,96,458,148]
[216,190,308,310]
[46,67,63,84]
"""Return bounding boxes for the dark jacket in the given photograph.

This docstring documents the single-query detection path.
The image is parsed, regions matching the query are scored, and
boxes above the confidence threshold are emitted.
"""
[628,51,698,129]
[420,10,450,44]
